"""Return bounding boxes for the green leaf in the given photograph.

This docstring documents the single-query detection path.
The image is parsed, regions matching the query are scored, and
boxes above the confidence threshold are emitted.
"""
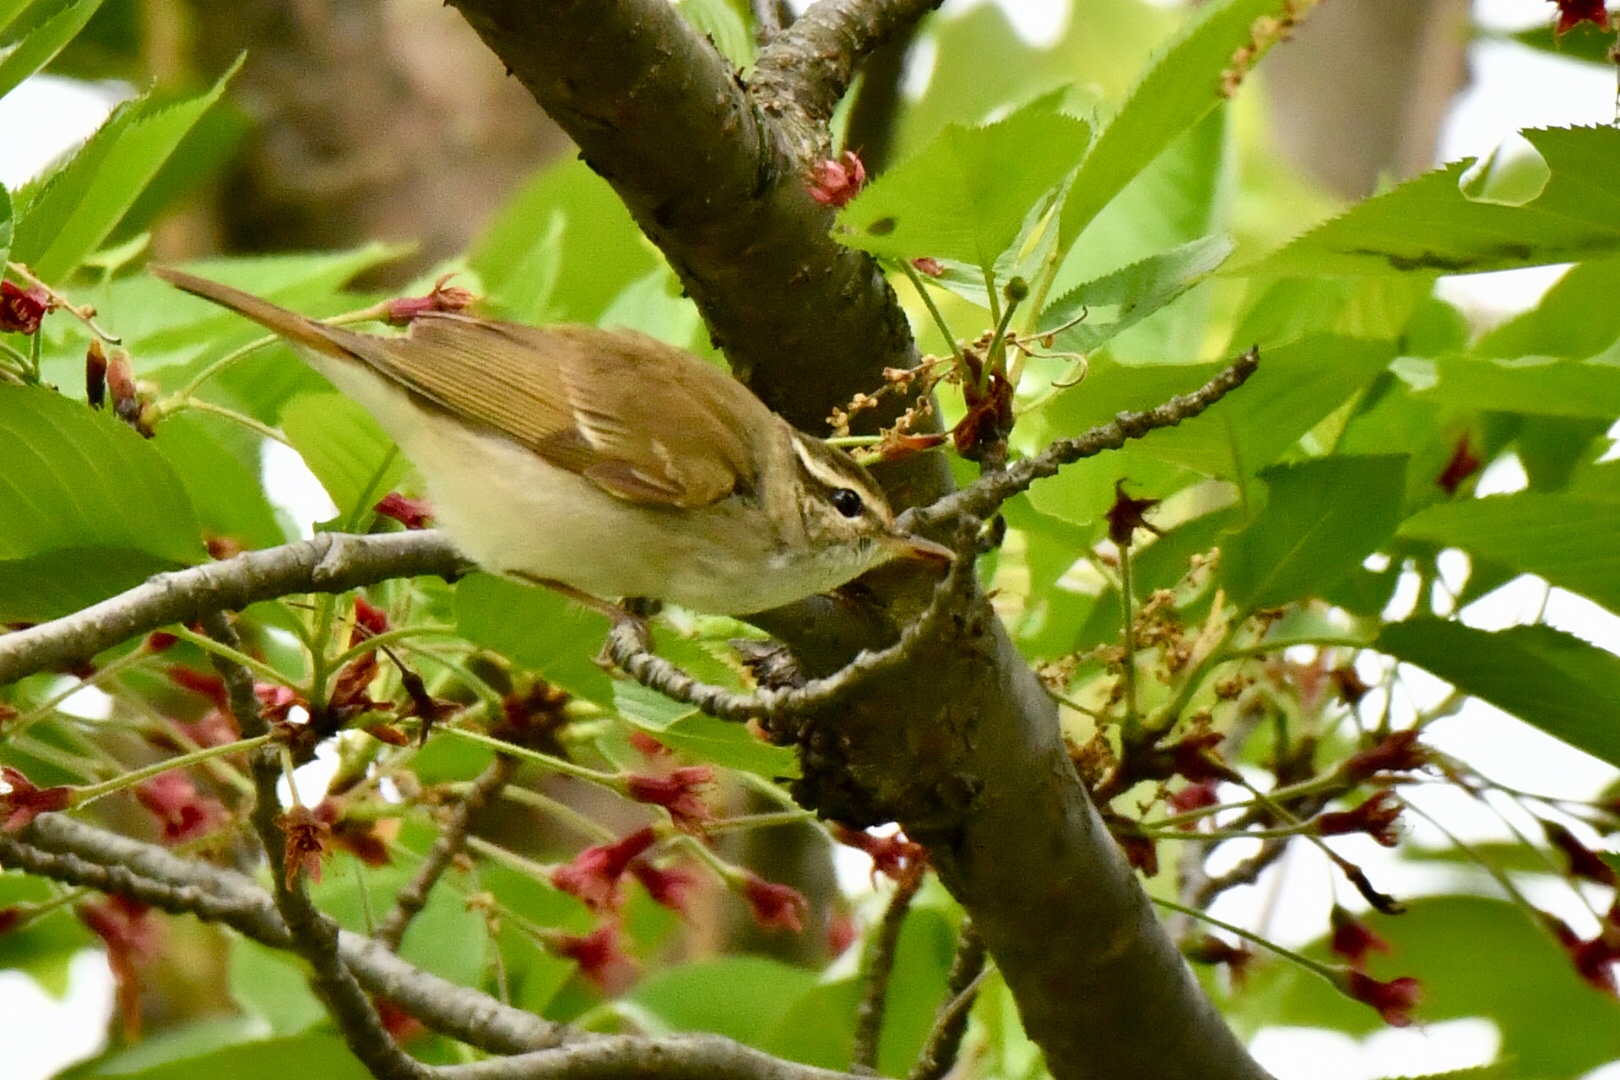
[454,573,614,704]
[1399,492,1620,613]
[1415,353,1620,420]
[1246,126,1620,276]
[1039,233,1233,353]
[758,977,862,1069]
[1380,620,1620,769]
[1476,256,1620,360]
[0,0,106,102]
[836,95,1091,272]
[1224,455,1408,611]
[623,956,817,1043]
[613,682,798,779]
[676,0,755,70]
[0,546,177,622]
[0,0,36,37]
[1240,897,1620,1075]
[61,1032,369,1080]
[229,938,325,1037]
[1228,274,1436,351]
[152,412,287,549]
[469,157,657,325]
[12,55,239,281]
[1058,0,1293,248]
[1508,23,1615,67]
[0,888,92,996]
[278,392,406,523]
[1141,334,1394,480]
[0,384,205,562]
[0,182,12,268]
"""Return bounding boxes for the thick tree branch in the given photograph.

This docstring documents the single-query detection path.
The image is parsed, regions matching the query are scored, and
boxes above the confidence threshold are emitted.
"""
[752,0,943,141]
[0,530,462,685]
[442,0,950,520]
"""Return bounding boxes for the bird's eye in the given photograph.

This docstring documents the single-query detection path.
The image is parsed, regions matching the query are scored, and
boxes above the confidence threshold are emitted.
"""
[830,488,864,518]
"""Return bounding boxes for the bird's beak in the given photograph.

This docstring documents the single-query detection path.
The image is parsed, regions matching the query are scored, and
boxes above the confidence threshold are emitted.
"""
[889,532,955,565]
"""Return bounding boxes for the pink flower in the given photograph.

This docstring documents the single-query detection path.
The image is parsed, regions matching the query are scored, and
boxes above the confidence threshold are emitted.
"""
[629,860,698,918]
[374,492,434,530]
[1342,970,1422,1027]
[550,828,658,912]
[553,922,637,993]
[1318,791,1404,847]
[1,767,72,831]
[832,824,926,881]
[1329,906,1391,969]
[806,151,866,207]
[741,872,808,933]
[625,766,715,833]
[135,772,226,845]
[385,274,476,325]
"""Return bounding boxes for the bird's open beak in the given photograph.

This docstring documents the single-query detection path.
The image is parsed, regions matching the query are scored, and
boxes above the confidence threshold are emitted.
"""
[889,532,955,565]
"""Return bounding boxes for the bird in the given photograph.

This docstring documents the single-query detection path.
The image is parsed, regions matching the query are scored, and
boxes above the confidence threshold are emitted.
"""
[152,265,951,618]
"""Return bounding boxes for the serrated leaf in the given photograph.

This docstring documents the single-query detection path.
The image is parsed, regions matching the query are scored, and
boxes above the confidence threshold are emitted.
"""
[454,573,614,704]
[0,384,205,563]
[0,0,105,102]
[1245,126,1620,276]
[1224,455,1408,611]
[0,0,36,37]
[1399,492,1620,613]
[836,96,1090,273]
[278,392,405,523]
[152,412,286,550]
[1378,620,1620,769]
[1039,233,1233,353]
[1476,256,1620,360]
[1058,0,1297,247]
[12,55,239,281]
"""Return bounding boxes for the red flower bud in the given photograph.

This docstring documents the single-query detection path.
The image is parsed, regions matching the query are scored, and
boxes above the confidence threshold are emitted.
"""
[550,828,658,913]
[806,151,866,207]
[1318,791,1404,847]
[385,274,476,325]
[1329,905,1391,969]
[374,492,434,529]
[625,766,714,833]
[1342,970,1422,1027]
[552,922,637,993]
[0,280,50,334]
[1,767,72,831]
[740,872,808,933]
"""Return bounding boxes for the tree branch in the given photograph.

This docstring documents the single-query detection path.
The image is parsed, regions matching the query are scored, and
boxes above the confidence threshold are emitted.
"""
[752,0,943,142]
[375,754,517,951]
[850,867,925,1073]
[0,530,463,686]
[2,815,855,1080]
[899,348,1261,535]
[909,920,986,1080]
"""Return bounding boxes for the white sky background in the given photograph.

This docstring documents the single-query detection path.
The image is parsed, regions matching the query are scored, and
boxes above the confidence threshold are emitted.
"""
[3,2,1620,1078]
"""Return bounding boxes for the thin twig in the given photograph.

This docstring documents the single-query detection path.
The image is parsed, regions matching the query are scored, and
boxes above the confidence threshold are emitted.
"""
[205,611,431,1080]
[851,867,926,1074]
[900,348,1260,534]
[910,920,987,1080]
[605,518,982,724]
[375,755,518,951]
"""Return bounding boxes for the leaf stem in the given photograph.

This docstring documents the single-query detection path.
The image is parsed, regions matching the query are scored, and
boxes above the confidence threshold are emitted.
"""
[72,733,273,806]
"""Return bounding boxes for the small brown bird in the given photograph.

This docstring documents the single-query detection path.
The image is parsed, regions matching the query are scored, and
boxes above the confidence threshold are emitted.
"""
[153,266,950,615]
